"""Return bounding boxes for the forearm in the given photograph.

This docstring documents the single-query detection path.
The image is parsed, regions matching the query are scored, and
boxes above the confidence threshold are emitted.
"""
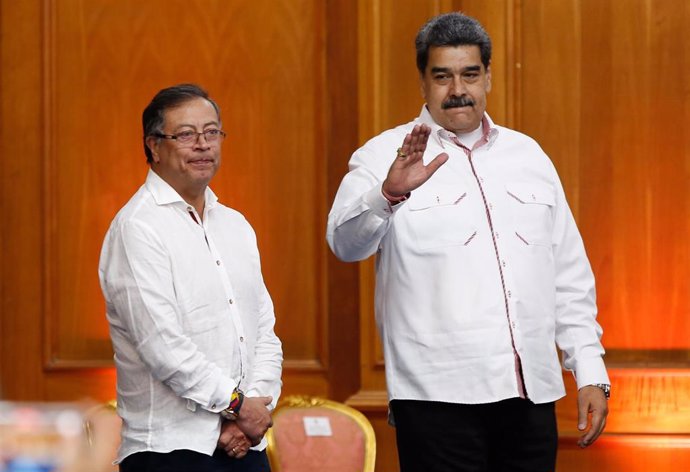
[244,288,283,408]
[327,184,399,262]
[552,182,609,387]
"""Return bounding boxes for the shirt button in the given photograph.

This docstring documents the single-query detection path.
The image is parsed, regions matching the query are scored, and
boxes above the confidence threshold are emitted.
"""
[229,299,234,305]
[502,260,506,268]
[511,322,516,329]
[239,336,244,342]
[216,260,221,266]
[508,290,512,298]
[211,403,216,409]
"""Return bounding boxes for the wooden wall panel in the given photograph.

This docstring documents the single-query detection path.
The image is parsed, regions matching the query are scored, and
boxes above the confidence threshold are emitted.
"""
[519,0,690,470]
[521,0,690,352]
[324,0,362,403]
[0,0,46,400]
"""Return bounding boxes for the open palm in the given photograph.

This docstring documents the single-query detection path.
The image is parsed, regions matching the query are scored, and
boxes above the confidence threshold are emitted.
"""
[382,124,449,197]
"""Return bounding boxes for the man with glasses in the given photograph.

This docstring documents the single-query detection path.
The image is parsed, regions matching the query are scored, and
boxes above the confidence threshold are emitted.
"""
[99,84,282,472]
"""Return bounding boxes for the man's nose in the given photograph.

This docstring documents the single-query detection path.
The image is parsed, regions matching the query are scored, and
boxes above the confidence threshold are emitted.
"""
[193,132,211,149]
[451,75,466,95]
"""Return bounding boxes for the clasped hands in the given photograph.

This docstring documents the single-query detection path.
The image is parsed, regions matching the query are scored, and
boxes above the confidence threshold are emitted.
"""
[382,123,449,199]
[217,395,273,459]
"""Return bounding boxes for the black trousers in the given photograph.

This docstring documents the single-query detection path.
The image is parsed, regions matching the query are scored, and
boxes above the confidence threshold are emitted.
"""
[119,449,270,472]
[390,398,557,472]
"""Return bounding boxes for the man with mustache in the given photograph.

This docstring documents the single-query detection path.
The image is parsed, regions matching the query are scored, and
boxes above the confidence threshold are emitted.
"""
[99,84,282,472]
[327,12,609,472]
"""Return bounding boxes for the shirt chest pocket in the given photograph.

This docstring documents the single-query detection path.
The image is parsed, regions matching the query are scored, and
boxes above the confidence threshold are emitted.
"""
[405,188,477,250]
[506,182,555,247]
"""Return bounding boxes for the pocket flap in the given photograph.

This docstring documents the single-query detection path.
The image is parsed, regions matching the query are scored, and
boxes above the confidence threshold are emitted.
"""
[506,182,555,206]
[408,188,467,210]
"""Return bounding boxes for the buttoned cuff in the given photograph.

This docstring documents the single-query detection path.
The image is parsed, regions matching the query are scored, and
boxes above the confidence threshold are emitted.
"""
[205,376,239,413]
[572,357,610,390]
[363,184,408,218]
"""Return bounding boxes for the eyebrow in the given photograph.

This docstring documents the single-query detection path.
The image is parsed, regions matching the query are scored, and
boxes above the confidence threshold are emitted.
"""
[173,121,220,130]
[430,67,451,74]
[430,65,482,74]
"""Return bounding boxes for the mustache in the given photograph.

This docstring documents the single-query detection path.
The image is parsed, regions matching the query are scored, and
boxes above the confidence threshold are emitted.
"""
[442,95,475,109]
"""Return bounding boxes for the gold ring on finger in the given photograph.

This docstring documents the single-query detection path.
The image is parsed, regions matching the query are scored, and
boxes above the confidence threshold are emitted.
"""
[396,147,407,159]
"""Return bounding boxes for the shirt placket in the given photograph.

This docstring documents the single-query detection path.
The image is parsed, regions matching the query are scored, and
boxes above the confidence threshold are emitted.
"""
[445,132,527,399]
[187,205,248,388]
[204,225,248,387]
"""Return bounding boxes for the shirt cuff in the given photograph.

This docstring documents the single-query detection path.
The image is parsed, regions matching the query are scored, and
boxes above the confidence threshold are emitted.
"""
[363,184,408,218]
[206,376,239,413]
[572,357,610,390]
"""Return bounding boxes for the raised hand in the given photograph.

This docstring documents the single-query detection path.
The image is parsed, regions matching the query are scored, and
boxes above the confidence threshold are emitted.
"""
[235,395,273,446]
[382,124,449,198]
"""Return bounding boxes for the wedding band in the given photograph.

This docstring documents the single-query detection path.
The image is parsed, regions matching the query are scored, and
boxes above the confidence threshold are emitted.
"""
[396,147,407,159]
[232,447,237,454]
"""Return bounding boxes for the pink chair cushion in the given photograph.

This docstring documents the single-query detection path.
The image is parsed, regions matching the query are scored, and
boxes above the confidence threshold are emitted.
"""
[272,406,366,472]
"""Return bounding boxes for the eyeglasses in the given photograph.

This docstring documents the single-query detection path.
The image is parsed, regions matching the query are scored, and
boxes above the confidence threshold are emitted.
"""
[153,129,226,145]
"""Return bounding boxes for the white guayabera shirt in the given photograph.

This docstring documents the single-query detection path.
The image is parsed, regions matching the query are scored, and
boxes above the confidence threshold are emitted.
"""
[327,107,609,409]
[99,170,282,463]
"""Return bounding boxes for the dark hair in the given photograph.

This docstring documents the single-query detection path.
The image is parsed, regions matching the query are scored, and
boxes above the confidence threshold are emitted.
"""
[415,12,492,74]
[142,83,221,163]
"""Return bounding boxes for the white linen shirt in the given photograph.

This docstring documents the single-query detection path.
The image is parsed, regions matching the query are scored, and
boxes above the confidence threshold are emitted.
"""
[327,106,609,405]
[99,170,282,462]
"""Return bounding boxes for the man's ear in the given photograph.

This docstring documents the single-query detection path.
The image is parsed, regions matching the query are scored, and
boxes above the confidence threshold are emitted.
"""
[145,136,160,163]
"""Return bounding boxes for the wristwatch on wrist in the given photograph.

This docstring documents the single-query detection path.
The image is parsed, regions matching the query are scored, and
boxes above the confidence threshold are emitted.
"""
[591,383,611,399]
[220,388,245,420]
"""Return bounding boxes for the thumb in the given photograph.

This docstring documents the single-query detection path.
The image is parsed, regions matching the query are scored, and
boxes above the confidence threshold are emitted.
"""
[577,398,589,431]
[425,152,449,174]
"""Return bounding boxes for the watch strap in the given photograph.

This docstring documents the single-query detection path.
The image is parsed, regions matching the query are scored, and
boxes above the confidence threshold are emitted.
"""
[591,383,611,399]
[220,388,245,420]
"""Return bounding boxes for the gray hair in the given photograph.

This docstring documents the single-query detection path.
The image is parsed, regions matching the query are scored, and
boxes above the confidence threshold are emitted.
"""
[415,12,492,74]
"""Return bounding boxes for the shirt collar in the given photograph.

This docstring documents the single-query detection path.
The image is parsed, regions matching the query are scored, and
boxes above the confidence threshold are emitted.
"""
[418,105,499,150]
[145,169,219,210]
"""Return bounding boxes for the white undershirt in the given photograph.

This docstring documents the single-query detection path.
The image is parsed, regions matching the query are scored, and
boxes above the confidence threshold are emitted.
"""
[454,122,484,149]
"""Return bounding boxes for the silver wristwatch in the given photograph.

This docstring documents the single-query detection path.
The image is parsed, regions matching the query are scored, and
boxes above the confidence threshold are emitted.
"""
[592,383,611,399]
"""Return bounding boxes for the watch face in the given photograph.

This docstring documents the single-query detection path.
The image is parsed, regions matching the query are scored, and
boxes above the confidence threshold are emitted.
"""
[220,409,238,421]
[595,384,610,398]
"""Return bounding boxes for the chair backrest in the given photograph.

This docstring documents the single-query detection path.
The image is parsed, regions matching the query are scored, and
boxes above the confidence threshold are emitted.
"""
[266,395,376,472]
[84,400,121,472]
